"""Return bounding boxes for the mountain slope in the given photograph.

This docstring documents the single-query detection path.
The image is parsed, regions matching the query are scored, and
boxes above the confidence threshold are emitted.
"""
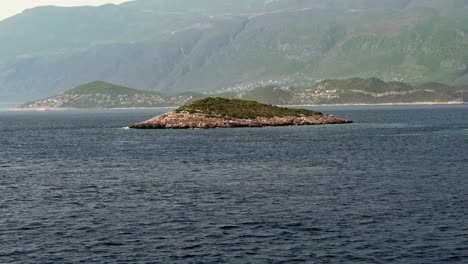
[1,0,468,102]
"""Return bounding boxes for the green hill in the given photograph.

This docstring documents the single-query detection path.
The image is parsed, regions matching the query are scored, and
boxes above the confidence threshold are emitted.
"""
[20,81,204,109]
[65,81,162,96]
[238,78,464,105]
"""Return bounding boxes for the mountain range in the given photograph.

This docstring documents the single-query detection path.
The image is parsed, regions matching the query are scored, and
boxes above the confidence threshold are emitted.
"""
[1,0,468,103]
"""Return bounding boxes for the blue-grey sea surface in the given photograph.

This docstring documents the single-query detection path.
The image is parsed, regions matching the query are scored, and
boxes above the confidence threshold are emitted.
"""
[1,105,468,263]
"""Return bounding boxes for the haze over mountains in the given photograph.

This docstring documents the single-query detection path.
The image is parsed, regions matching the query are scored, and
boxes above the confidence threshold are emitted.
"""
[1,0,468,102]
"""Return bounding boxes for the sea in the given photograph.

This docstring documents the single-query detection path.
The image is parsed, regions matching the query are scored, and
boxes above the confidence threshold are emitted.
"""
[1,105,467,263]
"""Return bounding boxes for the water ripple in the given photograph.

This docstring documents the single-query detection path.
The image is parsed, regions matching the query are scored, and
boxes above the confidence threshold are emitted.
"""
[1,107,468,263]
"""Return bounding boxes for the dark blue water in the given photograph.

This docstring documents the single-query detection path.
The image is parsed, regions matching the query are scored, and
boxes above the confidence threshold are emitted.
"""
[1,105,468,263]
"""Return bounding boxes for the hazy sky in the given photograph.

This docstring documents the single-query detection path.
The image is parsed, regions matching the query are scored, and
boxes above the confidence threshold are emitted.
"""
[0,0,131,21]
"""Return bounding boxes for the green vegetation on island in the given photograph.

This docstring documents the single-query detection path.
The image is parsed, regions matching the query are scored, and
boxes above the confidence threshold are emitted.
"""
[176,97,322,119]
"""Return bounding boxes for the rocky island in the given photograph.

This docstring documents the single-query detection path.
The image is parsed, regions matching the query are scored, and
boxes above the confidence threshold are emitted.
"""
[130,97,352,129]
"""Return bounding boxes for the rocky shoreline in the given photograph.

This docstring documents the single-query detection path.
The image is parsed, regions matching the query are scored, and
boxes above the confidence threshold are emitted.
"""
[130,110,352,129]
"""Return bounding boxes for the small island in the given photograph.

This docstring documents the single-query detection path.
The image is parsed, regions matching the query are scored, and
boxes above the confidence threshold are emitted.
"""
[130,97,352,129]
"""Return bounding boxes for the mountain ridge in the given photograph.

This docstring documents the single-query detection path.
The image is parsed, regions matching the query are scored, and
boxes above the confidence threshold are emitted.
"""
[1,0,468,102]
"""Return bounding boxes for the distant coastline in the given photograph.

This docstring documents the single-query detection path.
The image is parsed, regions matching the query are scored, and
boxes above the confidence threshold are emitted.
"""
[16,78,466,111]
[9,106,178,112]
[280,101,465,107]
[10,101,465,112]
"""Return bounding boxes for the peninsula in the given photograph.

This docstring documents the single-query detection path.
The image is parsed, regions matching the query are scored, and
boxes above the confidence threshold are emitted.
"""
[18,81,204,110]
[17,78,465,111]
[130,97,352,129]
